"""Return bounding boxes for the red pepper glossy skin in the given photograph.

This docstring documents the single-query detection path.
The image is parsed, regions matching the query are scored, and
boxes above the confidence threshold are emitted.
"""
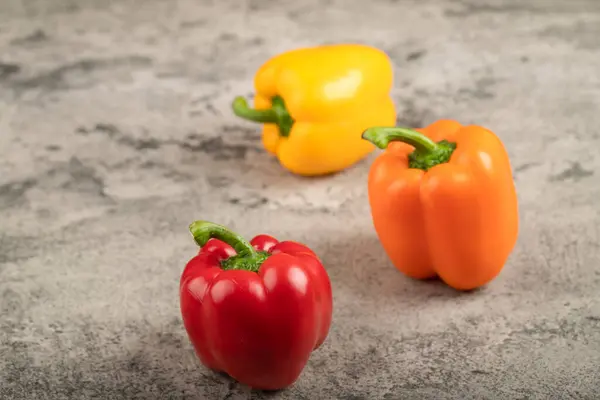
[180,235,332,390]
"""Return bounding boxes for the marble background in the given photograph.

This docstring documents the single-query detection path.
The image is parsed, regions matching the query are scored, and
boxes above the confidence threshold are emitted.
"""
[1,0,599,398]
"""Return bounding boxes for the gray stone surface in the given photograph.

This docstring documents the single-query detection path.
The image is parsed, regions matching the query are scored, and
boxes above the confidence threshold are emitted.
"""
[1,0,599,398]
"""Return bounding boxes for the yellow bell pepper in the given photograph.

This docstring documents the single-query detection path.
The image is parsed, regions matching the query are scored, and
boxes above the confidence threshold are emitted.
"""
[232,44,397,176]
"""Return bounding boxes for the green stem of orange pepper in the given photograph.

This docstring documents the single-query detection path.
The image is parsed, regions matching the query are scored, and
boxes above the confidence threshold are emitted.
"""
[362,127,456,171]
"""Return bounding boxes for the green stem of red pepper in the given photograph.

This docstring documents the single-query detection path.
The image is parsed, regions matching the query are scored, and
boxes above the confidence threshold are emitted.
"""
[189,220,268,272]
[362,127,456,171]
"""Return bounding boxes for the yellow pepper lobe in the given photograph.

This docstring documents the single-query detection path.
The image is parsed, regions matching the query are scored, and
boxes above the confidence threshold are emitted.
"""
[234,43,397,176]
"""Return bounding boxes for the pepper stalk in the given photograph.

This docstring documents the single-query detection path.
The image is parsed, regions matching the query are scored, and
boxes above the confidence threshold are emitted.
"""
[362,127,457,170]
[189,220,269,272]
[232,96,294,137]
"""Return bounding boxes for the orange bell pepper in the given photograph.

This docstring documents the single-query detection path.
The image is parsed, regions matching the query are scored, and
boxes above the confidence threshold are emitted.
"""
[362,120,519,290]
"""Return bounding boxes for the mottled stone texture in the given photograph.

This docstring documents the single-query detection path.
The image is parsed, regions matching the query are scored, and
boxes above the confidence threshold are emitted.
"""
[1,0,599,398]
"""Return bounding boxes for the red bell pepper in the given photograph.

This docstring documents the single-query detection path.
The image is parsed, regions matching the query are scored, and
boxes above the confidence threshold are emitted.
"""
[180,220,333,390]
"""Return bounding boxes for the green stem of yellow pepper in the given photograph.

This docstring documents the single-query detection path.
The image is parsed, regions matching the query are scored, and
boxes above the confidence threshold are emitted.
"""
[232,96,294,137]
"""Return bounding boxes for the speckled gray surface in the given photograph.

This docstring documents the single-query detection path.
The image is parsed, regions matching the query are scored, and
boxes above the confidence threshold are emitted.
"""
[1,0,600,399]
